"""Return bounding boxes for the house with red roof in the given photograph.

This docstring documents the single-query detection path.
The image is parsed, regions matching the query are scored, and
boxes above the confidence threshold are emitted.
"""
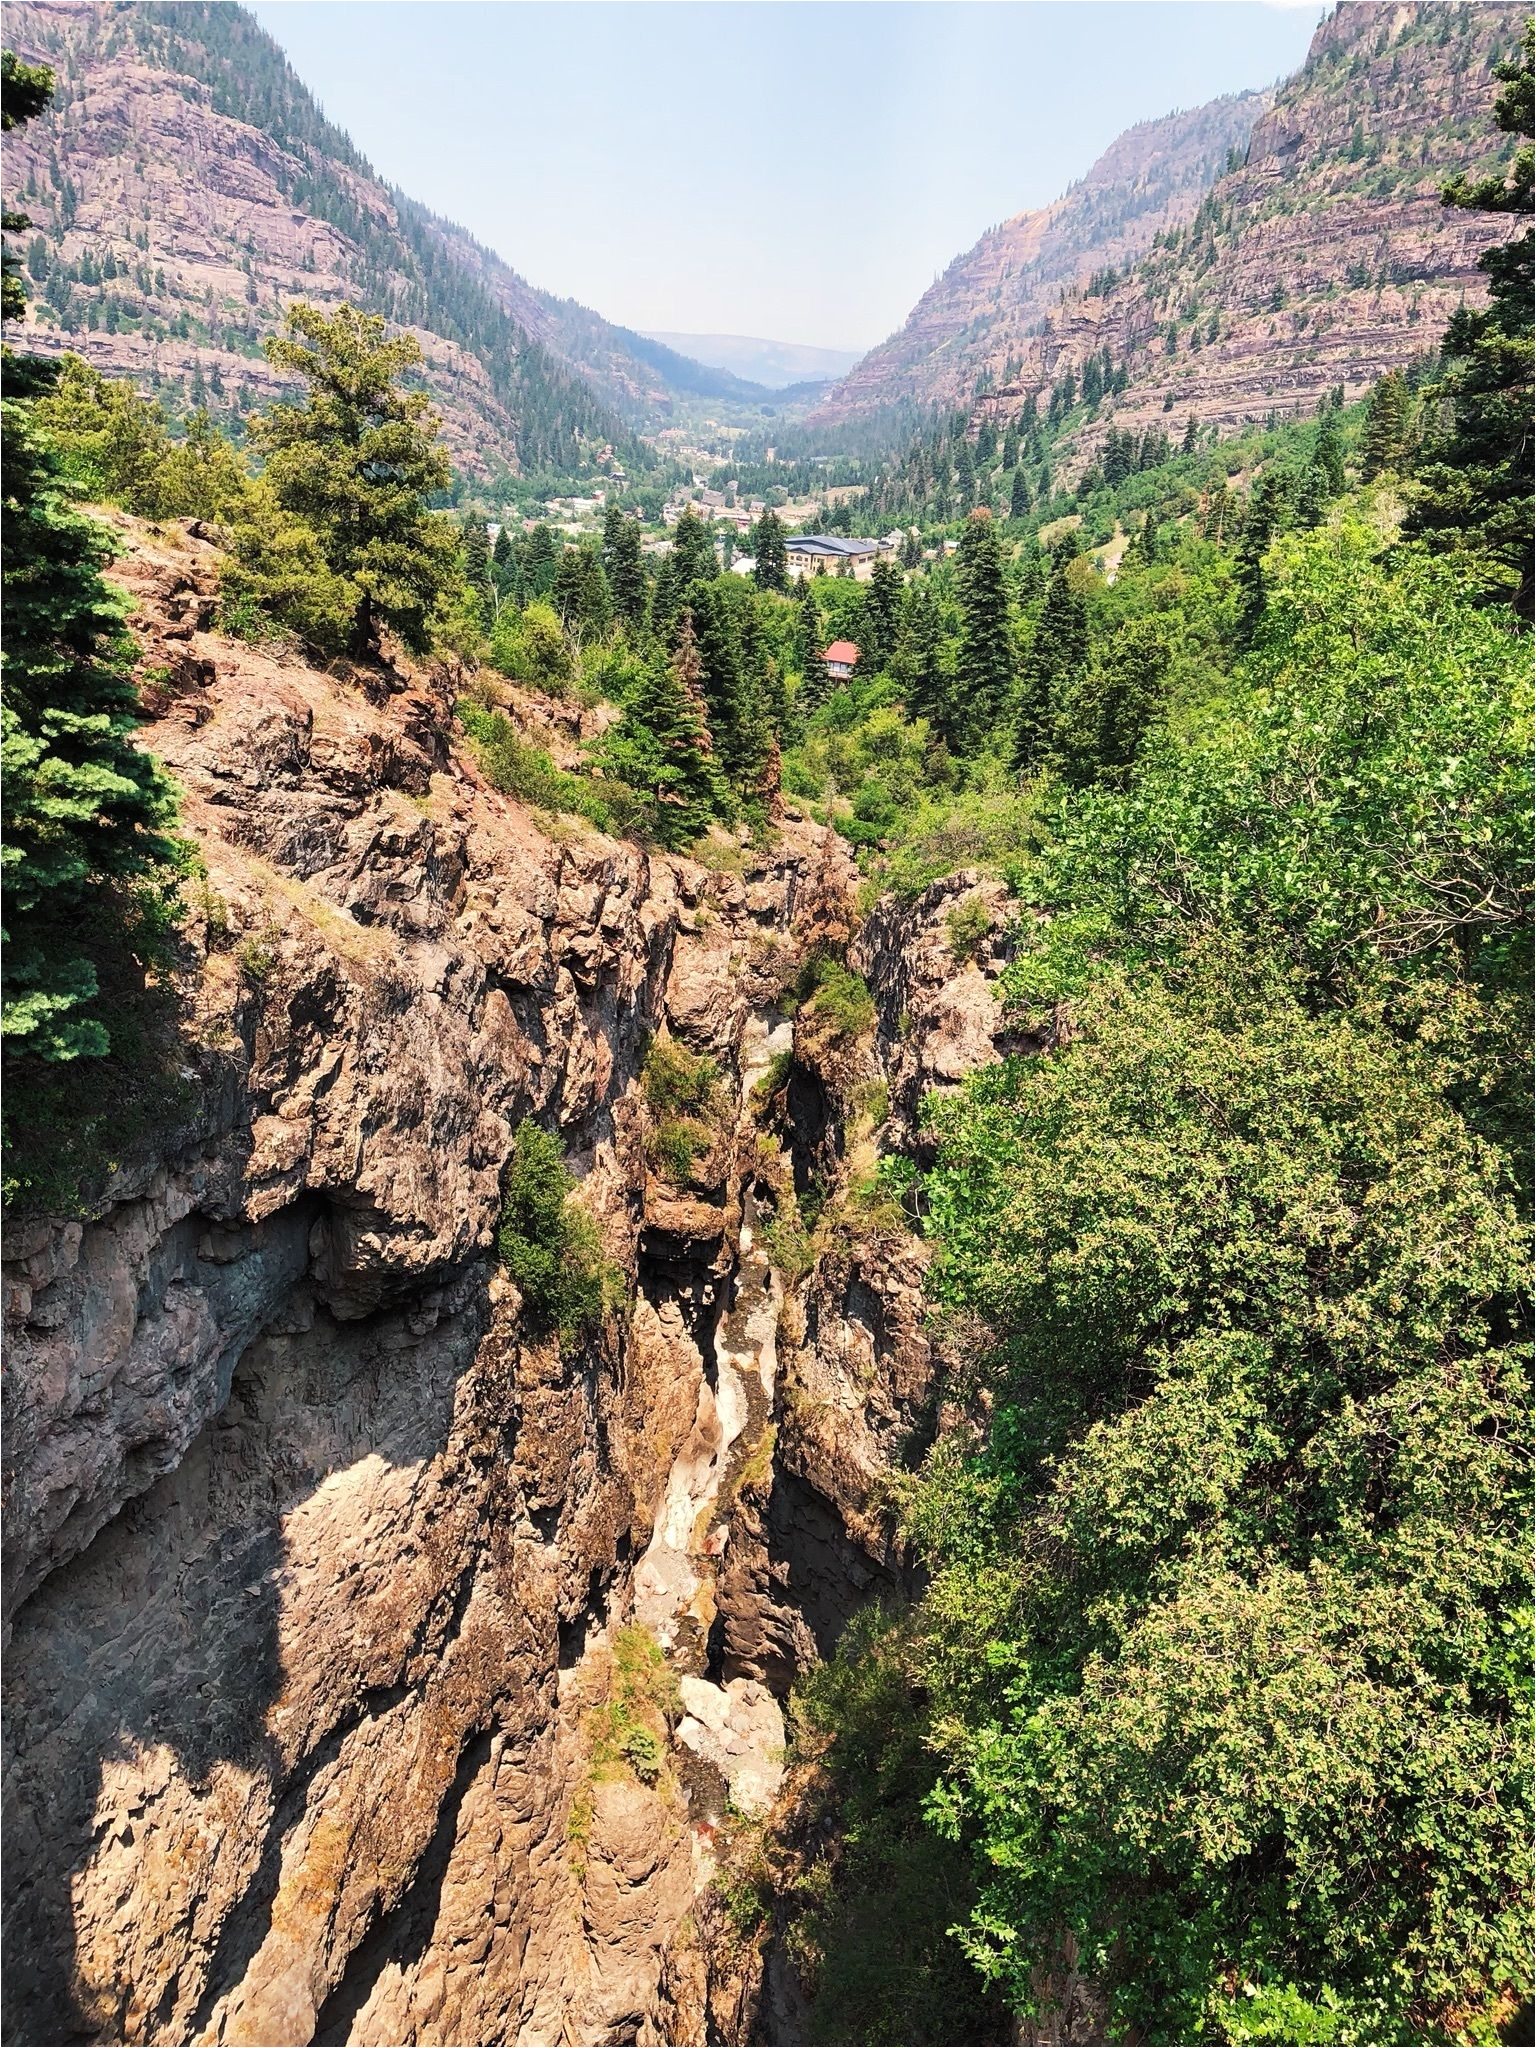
[822,640,860,681]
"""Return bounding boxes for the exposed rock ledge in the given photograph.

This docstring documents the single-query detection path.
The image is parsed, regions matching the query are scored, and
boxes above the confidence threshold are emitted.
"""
[1,518,1016,2047]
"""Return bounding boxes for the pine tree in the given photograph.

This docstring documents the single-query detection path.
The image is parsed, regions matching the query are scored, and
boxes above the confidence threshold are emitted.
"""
[462,515,490,591]
[671,506,715,586]
[1182,414,1200,456]
[1405,22,1533,618]
[2,55,183,1146]
[1016,565,1089,771]
[251,302,456,653]
[591,610,727,850]
[690,580,762,791]
[862,555,903,671]
[552,545,612,644]
[3,50,54,322]
[954,437,977,510]
[602,503,646,626]
[751,507,788,591]
[1236,470,1294,642]
[523,523,559,597]
[894,584,954,742]
[1360,370,1410,480]
[650,549,685,641]
[1312,409,1346,497]
[1009,466,1032,519]
[954,509,1014,747]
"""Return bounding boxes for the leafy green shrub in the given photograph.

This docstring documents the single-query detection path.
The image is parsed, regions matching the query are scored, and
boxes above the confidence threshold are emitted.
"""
[585,1624,682,1786]
[642,1035,720,1118]
[796,955,876,1039]
[763,1195,814,1283]
[646,1117,711,1185]
[496,1118,614,1338]
[488,599,573,692]
[752,1047,793,1112]
[618,1724,664,1783]
[458,698,627,834]
[944,892,992,964]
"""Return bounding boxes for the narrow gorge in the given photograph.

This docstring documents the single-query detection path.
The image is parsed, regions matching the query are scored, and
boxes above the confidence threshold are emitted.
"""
[1,518,1012,2048]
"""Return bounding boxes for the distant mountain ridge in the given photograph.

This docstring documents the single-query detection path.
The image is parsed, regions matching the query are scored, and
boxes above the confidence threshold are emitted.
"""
[0,0,750,477]
[971,0,1521,450]
[644,332,865,389]
[814,88,1272,425]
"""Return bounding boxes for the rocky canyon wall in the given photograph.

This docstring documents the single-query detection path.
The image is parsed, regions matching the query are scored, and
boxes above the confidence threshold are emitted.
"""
[1,519,1014,2047]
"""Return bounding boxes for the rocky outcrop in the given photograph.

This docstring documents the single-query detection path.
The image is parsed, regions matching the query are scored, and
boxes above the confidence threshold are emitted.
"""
[1,518,1021,2047]
[0,515,849,2046]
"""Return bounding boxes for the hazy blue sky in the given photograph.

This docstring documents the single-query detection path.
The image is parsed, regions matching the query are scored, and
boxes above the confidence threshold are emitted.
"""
[247,2,1325,352]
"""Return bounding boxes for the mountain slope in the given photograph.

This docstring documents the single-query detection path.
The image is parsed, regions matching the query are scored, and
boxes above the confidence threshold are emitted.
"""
[973,0,1521,446]
[813,89,1270,426]
[422,218,778,412]
[0,0,734,476]
[645,332,864,389]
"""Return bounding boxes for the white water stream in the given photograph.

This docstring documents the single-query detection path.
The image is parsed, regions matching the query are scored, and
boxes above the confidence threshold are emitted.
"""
[631,1012,793,1817]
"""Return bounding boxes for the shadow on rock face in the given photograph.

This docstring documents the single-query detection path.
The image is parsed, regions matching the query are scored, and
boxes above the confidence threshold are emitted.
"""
[1,1282,487,2047]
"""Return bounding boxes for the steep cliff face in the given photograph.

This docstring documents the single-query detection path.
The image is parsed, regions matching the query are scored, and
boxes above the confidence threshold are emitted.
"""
[974,1,1520,445]
[1,522,1015,2046]
[812,92,1269,426]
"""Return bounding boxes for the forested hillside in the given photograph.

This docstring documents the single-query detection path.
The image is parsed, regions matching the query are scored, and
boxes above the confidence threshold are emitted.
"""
[0,0,744,483]
[970,1,1521,449]
[814,89,1269,425]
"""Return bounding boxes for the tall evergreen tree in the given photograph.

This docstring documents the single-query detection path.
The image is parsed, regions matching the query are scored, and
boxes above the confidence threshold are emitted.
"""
[552,545,612,644]
[462,515,490,588]
[894,583,954,743]
[1360,370,1410,481]
[1405,22,1533,618]
[749,508,786,592]
[3,50,54,324]
[689,579,762,791]
[591,610,727,850]
[523,522,559,598]
[1312,408,1346,497]
[1236,470,1294,643]
[954,509,1014,746]
[251,303,456,653]
[2,54,183,1169]
[602,503,646,627]
[862,555,903,671]
[671,506,715,585]
[650,548,685,641]
[1009,466,1032,519]
[1015,565,1089,771]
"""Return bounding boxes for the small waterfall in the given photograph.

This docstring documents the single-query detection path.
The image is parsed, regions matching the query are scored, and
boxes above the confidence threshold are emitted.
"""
[631,1011,794,1819]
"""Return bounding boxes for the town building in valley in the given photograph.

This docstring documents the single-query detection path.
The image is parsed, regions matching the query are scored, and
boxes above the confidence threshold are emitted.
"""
[785,535,887,582]
[822,639,860,680]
